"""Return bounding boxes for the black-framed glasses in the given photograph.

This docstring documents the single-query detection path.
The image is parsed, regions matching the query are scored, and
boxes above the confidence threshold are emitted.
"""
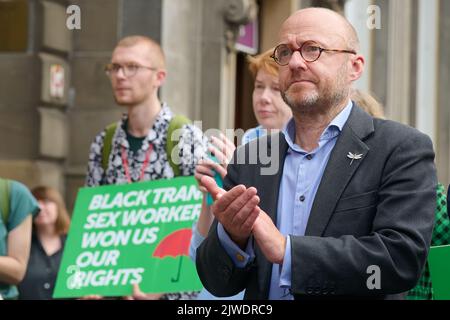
[104,63,157,77]
[271,41,357,66]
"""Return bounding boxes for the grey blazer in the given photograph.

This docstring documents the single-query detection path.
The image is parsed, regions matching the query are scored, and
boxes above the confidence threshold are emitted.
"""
[196,104,437,300]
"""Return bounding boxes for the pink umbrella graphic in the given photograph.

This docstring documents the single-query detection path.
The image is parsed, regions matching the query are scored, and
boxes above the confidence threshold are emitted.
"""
[153,228,192,282]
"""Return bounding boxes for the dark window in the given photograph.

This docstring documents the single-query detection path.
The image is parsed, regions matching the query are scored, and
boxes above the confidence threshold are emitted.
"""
[0,0,28,52]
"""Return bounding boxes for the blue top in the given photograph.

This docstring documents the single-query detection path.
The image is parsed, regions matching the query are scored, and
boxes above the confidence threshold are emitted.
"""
[241,126,267,145]
[217,101,353,299]
[0,180,40,299]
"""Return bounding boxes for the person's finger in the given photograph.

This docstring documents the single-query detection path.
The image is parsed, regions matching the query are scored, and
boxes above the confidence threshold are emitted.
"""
[208,144,228,165]
[194,172,209,193]
[195,164,215,177]
[210,135,226,152]
[220,132,236,152]
[215,133,234,154]
[200,176,228,201]
[219,191,259,243]
[78,295,103,300]
[227,189,259,226]
[194,166,212,192]
[144,293,164,300]
[212,163,227,179]
[210,135,235,165]
[241,206,260,233]
[218,187,257,228]
[199,159,228,179]
[212,185,248,214]
[194,163,220,193]
[132,283,147,300]
[219,133,236,161]
[130,284,164,300]
[199,157,224,170]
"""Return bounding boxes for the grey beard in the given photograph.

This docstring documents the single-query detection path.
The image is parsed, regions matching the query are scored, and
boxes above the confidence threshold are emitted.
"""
[282,61,351,114]
[281,90,318,112]
[281,85,349,115]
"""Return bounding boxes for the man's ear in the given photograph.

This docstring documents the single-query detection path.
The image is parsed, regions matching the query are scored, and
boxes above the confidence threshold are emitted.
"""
[349,55,365,82]
[155,69,167,87]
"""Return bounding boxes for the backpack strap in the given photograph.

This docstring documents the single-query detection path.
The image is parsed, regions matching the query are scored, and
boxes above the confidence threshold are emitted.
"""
[0,178,11,226]
[101,123,118,172]
[166,115,191,177]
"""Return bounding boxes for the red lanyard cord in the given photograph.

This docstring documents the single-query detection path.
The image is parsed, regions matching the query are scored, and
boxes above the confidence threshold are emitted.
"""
[121,144,153,183]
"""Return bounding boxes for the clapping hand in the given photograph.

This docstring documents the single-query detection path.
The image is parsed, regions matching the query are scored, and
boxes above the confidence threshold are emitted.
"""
[200,176,260,249]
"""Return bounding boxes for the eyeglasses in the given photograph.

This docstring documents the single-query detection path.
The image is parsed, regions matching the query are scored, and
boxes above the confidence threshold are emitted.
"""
[271,41,357,66]
[104,63,157,77]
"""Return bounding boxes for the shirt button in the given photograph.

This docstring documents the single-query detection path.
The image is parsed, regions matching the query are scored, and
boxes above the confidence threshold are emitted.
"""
[236,253,245,262]
[44,283,50,290]
[299,195,305,202]
[306,154,313,160]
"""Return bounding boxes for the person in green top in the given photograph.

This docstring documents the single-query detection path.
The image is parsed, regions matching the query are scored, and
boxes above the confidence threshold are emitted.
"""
[0,179,40,300]
[407,183,449,300]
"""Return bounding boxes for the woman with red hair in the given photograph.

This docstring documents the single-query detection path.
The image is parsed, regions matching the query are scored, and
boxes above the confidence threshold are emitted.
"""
[18,186,70,300]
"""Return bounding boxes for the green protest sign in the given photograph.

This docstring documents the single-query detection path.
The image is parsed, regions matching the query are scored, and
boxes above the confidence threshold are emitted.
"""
[53,176,203,298]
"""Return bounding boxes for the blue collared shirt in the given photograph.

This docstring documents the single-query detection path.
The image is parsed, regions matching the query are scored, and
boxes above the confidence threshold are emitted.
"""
[217,100,353,299]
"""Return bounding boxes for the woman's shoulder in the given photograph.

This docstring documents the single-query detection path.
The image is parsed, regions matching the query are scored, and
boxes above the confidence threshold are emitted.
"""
[241,125,264,145]
[6,180,39,230]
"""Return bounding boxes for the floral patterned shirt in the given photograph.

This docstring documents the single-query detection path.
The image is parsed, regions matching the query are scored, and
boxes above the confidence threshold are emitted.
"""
[85,103,207,187]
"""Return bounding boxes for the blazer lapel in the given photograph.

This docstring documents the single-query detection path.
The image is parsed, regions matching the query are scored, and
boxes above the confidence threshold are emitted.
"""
[305,104,374,236]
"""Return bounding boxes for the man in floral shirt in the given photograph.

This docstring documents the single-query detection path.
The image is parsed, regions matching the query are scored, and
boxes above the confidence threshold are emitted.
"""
[85,35,206,300]
[86,35,206,187]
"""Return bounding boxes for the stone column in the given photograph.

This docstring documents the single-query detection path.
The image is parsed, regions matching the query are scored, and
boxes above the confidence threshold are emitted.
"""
[385,0,412,125]
[370,0,390,108]
[415,0,438,144]
[0,0,71,194]
[160,0,203,119]
[344,0,371,92]
[38,0,73,194]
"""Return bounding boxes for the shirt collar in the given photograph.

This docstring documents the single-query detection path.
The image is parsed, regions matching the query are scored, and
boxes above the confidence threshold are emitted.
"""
[282,100,353,152]
[117,102,173,149]
[327,99,353,132]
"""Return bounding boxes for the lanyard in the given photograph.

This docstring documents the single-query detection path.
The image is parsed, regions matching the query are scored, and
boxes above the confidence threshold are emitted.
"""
[121,144,153,183]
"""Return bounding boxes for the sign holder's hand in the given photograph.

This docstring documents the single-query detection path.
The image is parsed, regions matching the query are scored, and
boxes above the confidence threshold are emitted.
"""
[209,133,236,166]
[123,284,164,300]
[194,159,227,193]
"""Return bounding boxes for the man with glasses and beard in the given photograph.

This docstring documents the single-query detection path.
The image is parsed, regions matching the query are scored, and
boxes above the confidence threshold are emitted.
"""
[196,8,437,300]
[85,36,206,300]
